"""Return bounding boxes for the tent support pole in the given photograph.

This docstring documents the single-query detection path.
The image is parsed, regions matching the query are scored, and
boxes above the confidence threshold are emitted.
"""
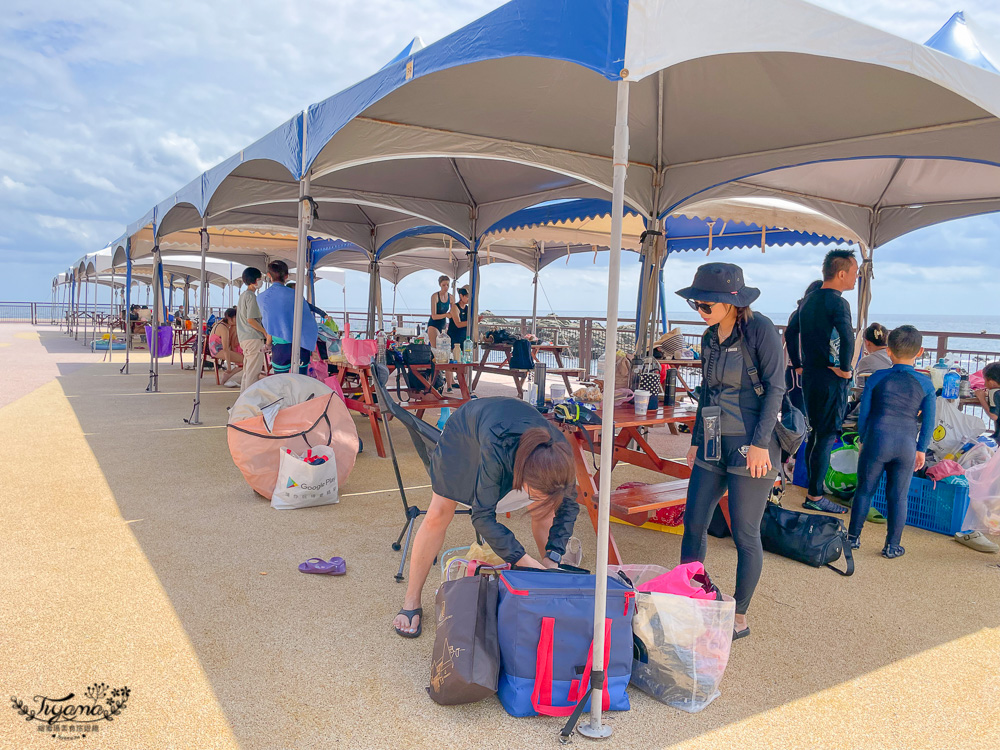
[366,260,379,337]
[147,245,162,393]
[122,244,132,374]
[291,172,312,374]
[578,78,630,743]
[530,269,539,337]
[106,266,116,363]
[187,221,209,425]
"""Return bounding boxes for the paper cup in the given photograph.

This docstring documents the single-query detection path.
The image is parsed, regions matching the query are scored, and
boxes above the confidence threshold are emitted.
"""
[633,389,651,415]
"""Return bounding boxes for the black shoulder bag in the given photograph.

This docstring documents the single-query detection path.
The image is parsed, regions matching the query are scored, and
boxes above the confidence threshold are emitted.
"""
[735,331,806,456]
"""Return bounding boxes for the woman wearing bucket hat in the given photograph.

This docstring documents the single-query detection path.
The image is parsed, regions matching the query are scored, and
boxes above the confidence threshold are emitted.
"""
[676,262,785,640]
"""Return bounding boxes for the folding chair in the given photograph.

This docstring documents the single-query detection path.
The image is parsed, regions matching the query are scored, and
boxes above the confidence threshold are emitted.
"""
[371,363,474,582]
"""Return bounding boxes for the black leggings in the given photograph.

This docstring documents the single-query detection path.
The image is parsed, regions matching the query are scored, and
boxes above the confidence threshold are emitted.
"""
[681,465,772,614]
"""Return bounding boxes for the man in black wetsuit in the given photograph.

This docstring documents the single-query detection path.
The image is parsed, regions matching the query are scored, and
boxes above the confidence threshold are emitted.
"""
[785,248,858,513]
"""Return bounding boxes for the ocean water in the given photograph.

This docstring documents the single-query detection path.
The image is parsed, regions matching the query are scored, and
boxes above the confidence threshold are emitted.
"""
[488,310,1000,353]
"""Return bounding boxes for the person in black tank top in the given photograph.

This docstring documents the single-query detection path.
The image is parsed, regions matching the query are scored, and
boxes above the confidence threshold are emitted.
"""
[427,275,452,348]
[445,286,471,391]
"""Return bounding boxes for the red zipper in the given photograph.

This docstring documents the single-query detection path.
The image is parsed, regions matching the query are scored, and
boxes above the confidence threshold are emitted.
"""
[499,573,529,596]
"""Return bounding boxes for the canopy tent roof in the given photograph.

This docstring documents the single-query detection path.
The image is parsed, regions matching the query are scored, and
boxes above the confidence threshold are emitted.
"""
[480,197,855,253]
[105,0,1000,263]
[926,11,1000,74]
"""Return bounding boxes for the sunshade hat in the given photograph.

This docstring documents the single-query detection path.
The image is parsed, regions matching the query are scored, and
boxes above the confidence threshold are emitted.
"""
[676,262,760,307]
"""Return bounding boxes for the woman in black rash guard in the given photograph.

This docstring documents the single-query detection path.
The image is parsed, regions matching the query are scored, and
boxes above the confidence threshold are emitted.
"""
[392,397,579,639]
[676,263,785,642]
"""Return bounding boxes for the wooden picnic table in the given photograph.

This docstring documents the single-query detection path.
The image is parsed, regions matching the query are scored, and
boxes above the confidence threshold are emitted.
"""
[471,342,584,397]
[549,403,698,565]
[337,362,474,458]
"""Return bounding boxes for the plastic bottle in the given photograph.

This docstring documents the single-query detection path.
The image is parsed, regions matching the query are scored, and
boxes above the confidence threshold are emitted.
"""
[437,407,451,430]
[375,330,387,367]
[959,372,971,399]
[596,353,606,380]
[462,338,473,364]
[930,358,949,390]
[942,368,961,400]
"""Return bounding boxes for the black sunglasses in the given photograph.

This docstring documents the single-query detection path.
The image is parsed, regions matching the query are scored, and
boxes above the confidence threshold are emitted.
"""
[687,299,718,315]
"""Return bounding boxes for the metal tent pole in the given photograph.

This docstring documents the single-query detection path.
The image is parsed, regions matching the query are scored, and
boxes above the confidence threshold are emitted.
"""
[147,245,162,392]
[107,265,116,363]
[82,273,89,346]
[366,260,378,337]
[291,172,312,374]
[187,221,209,425]
[122,245,132,375]
[530,246,540,337]
[578,79,630,742]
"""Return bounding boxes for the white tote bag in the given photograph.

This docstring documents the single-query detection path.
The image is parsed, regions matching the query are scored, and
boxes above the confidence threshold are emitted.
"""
[929,397,987,459]
[271,446,339,510]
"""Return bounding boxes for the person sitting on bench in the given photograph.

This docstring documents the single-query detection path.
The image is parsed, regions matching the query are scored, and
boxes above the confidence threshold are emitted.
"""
[393,397,579,639]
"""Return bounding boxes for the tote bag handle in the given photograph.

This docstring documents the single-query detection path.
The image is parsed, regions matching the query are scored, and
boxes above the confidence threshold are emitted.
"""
[530,616,611,717]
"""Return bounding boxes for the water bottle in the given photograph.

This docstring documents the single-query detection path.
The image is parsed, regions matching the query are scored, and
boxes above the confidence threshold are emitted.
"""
[437,407,451,430]
[942,368,961,400]
[375,330,387,367]
[596,353,606,380]
[534,362,547,407]
[664,368,677,407]
[959,373,972,399]
[462,338,473,364]
[930,358,949,390]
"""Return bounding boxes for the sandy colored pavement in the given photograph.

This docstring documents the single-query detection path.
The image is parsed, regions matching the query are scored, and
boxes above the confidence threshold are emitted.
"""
[1,326,998,749]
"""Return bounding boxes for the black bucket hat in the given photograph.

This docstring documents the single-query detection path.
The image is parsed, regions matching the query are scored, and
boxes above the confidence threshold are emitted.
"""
[675,262,760,307]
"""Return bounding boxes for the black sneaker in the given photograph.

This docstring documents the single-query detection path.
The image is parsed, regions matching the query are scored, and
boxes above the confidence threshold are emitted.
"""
[847,534,861,550]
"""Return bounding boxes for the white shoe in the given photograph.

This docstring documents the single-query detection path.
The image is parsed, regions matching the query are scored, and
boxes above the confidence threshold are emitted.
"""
[223,379,240,388]
[954,530,999,553]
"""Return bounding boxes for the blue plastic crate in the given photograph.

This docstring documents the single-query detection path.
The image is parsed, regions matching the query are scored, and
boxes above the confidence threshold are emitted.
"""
[871,474,970,536]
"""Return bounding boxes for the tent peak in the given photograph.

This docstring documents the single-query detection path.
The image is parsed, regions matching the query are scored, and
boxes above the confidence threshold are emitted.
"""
[925,11,1000,74]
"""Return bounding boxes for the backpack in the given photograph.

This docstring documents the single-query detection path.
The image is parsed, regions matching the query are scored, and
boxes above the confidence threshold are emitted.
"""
[509,339,534,370]
[400,343,443,398]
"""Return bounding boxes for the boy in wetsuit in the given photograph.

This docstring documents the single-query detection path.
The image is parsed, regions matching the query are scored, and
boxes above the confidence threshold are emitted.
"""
[847,326,936,559]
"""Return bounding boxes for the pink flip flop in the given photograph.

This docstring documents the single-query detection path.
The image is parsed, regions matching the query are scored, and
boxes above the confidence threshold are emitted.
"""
[298,557,341,575]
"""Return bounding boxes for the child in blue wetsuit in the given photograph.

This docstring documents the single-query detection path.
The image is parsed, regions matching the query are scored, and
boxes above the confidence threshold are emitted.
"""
[848,326,936,559]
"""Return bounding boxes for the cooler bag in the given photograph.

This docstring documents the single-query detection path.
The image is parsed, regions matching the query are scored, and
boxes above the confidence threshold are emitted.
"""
[496,569,634,718]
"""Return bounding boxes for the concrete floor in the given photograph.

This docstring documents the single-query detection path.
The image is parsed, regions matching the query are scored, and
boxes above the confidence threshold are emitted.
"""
[1,325,999,750]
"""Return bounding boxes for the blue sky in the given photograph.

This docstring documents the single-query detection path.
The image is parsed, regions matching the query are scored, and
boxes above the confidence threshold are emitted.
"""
[3,0,999,318]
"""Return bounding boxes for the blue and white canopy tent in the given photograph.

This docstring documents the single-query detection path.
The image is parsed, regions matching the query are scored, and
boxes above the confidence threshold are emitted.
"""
[99,1,1000,736]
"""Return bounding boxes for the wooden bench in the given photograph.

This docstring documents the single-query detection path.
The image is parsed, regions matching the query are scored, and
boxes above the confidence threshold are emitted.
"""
[609,479,731,528]
[610,479,690,525]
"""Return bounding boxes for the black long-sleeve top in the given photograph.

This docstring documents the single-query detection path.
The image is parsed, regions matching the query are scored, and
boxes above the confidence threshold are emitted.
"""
[692,313,786,449]
[786,288,853,371]
[428,397,579,564]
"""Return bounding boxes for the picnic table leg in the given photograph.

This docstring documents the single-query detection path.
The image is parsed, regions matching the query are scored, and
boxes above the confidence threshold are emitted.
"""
[358,371,387,458]
[566,430,622,565]
[458,366,472,401]
[471,346,491,391]
[554,350,574,393]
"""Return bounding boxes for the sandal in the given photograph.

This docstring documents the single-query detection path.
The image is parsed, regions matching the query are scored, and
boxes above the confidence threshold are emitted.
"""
[803,497,848,514]
[298,557,343,575]
[847,534,861,550]
[732,625,751,641]
[395,607,423,639]
[881,543,905,559]
[954,530,1000,553]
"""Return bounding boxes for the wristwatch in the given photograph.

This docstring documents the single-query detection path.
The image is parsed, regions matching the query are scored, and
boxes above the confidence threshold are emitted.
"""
[545,550,562,564]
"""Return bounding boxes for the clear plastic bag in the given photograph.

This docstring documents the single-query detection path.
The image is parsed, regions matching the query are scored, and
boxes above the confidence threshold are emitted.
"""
[964,449,1000,535]
[611,564,735,713]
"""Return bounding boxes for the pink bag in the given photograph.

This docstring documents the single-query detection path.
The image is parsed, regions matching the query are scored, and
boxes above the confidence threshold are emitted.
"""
[323,375,346,403]
[636,562,719,600]
[342,322,378,367]
[970,370,986,391]
[926,459,964,483]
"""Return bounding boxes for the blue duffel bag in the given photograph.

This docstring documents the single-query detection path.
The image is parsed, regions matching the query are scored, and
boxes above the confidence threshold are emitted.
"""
[496,569,634,718]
